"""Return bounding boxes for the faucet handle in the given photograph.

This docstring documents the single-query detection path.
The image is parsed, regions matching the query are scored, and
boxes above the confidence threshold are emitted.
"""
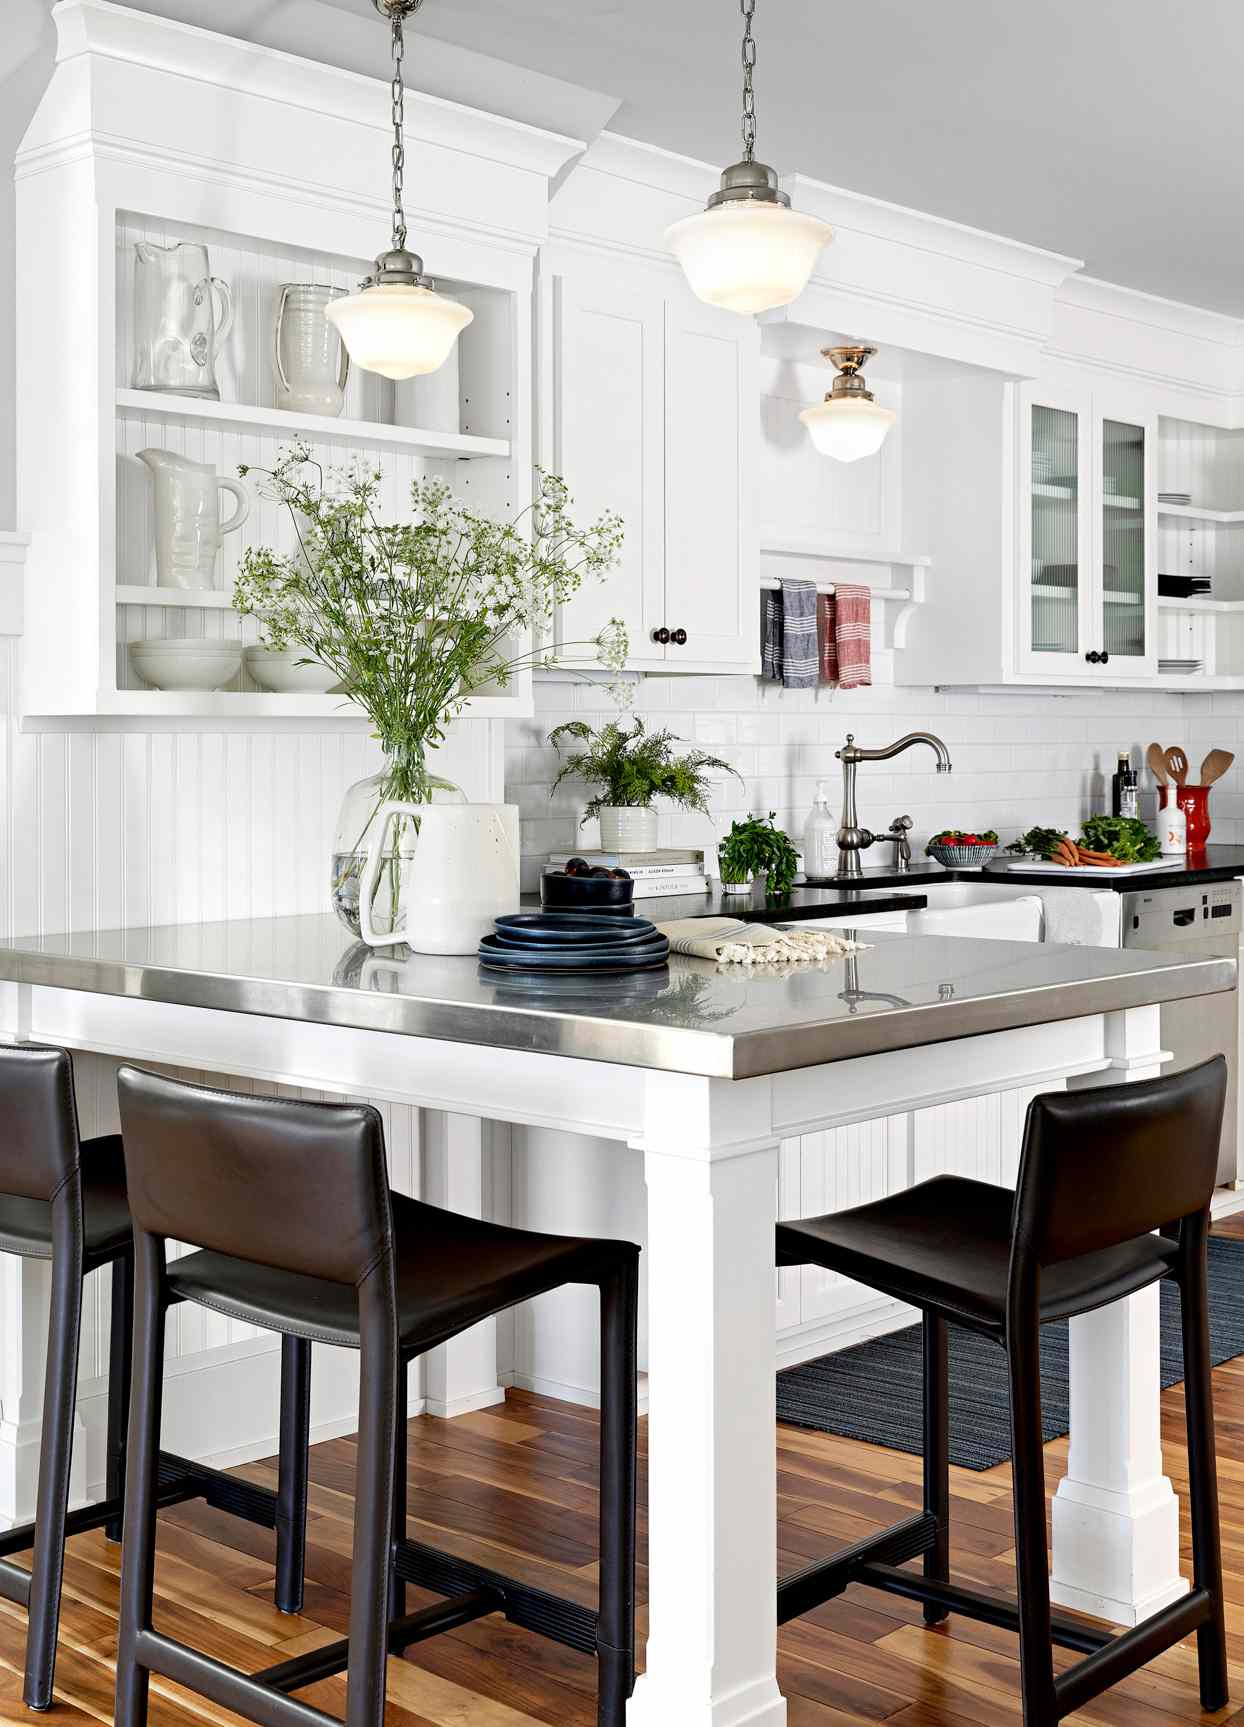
[888,814,914,834]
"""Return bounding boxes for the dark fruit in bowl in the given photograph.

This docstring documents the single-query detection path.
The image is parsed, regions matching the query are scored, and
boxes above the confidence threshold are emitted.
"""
[564,857,591,876]
[542,867,634,910]
[589,865,613,878]
[612,867,631,880]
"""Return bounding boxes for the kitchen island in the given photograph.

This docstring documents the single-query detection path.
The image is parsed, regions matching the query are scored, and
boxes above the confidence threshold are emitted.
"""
[0,916,1233,1727]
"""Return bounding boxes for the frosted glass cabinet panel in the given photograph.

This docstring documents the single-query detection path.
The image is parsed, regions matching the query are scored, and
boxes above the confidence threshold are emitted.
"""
[1031,404,1082,658]
[1101,418,1147,664]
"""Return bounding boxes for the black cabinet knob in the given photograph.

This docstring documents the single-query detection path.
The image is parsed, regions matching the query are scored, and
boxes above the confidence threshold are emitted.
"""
[671,628,687,646]
[1100,650,1110,664]
[1085,650,1102,664]
[651,627,670,645]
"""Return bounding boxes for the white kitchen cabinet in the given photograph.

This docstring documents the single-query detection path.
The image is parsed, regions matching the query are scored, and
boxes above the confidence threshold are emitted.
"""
[547,250,759,674]
[1018,382,1156,681]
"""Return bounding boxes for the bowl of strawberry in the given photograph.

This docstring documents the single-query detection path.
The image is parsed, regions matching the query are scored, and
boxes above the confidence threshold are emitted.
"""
[925,829,1000,868]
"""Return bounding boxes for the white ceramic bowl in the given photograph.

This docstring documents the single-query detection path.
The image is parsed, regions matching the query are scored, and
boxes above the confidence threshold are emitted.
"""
[129,638,243,692]
[243,646,338,693]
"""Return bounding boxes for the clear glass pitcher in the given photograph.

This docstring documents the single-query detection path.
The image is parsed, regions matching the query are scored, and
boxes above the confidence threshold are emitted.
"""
[132,241,234,400]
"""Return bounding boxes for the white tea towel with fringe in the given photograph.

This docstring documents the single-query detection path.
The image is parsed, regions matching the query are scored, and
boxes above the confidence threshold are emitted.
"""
[657,917,869,965]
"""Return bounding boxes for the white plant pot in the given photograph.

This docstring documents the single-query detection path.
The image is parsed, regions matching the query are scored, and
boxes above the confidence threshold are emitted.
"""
[357,802,520,954]
[599,805,658,853]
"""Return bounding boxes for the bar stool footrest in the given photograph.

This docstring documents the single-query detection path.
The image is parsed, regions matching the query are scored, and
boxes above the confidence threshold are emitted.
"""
[159,1450,282,1531]
[777,1511,938,1624]
[395,1535,599,1655]
[856,1563,1111,1656]
[256,1588,504,1693]
[1053,1588,1213,1719]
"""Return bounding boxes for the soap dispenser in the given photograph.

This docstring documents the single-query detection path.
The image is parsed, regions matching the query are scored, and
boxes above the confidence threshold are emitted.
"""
[804,781,837,880]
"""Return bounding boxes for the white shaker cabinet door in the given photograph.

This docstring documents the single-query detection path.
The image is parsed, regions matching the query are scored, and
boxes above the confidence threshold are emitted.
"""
[663,296,760,671]
[552,270,666,667]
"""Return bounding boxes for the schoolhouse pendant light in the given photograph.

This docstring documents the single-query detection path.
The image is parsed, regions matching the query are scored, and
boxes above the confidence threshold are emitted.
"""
[666,0,831,315]
[800,346,896,462]
[325,0,473,380]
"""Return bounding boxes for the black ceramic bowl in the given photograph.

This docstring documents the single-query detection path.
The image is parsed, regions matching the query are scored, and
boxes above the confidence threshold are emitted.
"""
[541,869,635,912]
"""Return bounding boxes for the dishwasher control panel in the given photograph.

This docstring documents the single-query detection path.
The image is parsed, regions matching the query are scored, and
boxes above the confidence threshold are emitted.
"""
[1122,881,1242,946]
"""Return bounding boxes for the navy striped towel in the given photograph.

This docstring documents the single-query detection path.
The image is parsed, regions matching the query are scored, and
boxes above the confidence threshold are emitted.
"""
[780,578,818,688]
[761,587,783,681]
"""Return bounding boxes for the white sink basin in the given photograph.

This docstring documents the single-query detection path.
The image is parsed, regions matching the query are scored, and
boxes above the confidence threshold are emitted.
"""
[908,881,1042,942]
[910,881,1032,910]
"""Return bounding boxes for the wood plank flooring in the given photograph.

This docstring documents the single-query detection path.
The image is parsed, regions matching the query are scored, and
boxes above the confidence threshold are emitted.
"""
[7,1215,1244,1726]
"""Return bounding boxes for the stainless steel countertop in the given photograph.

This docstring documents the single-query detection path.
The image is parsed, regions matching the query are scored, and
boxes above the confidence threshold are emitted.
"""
[0,914,1234,1081]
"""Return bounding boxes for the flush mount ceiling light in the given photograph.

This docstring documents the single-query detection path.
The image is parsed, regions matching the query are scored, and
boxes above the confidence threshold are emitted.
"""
[799,346,897,462]
[324,0,473,380]
[665,0,831,315]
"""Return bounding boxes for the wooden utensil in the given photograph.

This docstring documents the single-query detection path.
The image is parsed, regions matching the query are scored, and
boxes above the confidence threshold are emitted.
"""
[1200,748,1235,786]
[1146,742,1169,785]
[1166,746,1189,785]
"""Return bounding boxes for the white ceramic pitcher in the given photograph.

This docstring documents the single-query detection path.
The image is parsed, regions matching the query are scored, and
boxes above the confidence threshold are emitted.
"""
[137,449,250,590]
[358,802,520,954]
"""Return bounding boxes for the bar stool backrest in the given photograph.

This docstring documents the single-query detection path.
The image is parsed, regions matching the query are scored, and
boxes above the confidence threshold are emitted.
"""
[117,1066,392,1287]
[1012,1055,1226,1272]
[0,1042,80,1202]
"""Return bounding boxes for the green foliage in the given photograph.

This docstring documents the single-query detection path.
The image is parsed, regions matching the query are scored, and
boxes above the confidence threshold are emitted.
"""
[547,716,740,825]
[717,812,800,897]
[1079,815,1161,863]
[1007,826,1069,860]
[234,446,627,801]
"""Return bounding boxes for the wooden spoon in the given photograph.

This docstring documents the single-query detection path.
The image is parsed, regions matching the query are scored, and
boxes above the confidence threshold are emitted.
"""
[1146,742,1169,785]
[1166,746,1189,786]
[1200,748,1235,786]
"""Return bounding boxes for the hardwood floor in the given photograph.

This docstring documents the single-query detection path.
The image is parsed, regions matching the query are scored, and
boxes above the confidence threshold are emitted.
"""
[7,1219,1244,1726]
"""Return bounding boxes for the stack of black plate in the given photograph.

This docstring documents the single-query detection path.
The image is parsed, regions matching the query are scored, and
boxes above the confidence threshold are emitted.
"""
[479,912,669,975]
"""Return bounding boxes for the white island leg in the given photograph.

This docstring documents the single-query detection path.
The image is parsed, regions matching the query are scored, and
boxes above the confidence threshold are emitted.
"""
[628,1072,786,1727]
[1051,1004,1186,1624]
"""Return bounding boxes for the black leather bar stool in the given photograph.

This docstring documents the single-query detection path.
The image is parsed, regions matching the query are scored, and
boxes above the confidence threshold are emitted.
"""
[775,1057,1230,1727]
[0,1042,313,1711]
[113,1066,640,1727]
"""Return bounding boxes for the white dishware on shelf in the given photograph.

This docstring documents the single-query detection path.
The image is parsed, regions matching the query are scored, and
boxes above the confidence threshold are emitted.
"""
[132,241,233,400]
[273,284,349,416]
[358,801,520,954]
[137,449,250,590]
[243,645,339,693]
[129,637,243,691]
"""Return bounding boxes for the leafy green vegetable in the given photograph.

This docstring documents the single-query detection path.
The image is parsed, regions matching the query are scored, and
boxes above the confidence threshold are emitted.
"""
[1079,815,1161,863]
[1007,827,1069,860]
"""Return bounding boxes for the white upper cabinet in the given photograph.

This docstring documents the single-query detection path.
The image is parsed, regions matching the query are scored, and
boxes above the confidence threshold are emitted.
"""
[547,249,759,674]
[1017,381,1156,680]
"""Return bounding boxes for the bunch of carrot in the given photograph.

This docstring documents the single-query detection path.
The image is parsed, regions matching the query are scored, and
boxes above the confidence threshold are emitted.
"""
[1047,838,1121,868]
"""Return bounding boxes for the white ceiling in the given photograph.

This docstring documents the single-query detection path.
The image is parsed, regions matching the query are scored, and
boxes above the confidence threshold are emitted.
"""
[315,0,1244,317]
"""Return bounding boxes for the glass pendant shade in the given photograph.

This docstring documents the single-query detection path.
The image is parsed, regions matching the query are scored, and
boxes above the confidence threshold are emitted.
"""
[800,397,896,462]
[324,282,473,382]
[666,200,831,315]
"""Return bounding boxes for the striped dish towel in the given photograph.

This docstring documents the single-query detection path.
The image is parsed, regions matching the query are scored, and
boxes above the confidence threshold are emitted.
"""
[819,583,872,688]
[780,578,818,688]
[761,588,783,681]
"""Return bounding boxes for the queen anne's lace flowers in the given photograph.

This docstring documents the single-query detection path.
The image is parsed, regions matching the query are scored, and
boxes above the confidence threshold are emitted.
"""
[233,446,626,787]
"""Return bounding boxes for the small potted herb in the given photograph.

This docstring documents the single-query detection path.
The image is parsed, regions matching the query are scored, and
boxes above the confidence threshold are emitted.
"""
[717,813,800,897]
[548,716,739,852]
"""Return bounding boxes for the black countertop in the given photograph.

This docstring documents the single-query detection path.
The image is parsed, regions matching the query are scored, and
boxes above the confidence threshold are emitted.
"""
[524,883,929,923]
[796,848,1244,896]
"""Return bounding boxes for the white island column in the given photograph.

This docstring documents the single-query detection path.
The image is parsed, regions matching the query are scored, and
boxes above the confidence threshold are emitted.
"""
[628,1069,786,1727]
[1052,1003,1186,1624]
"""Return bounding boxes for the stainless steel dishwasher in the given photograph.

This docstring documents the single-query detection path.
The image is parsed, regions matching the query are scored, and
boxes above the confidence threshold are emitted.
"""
[1121,879,1241,1183]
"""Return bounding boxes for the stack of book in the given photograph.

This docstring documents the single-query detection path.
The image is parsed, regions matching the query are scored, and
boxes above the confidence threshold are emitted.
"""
[546,849,709,899]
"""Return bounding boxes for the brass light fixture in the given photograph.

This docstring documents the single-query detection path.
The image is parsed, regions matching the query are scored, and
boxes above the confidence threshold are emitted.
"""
[799,346,896,462]
[665,0,831,315]
[325,0,473,380]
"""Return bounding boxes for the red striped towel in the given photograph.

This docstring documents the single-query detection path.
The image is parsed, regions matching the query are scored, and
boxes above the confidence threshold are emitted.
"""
[818,584,871,688]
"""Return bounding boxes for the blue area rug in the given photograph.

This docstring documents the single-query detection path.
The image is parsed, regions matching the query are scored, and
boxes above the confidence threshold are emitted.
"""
[776,1235,1244,1471]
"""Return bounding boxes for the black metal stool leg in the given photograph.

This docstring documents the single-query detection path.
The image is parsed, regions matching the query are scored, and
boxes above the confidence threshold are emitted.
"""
[24,1190,84,1711]
[345,1268,399,1727]
[275,1335,311,1614]
[114,1233,167,1727]
[1006,1312,1057,1727]
[1181,1217,1229,1711]
[922,1310,950,1627]
[105,1251,135,1544]
[389,1362,409,1621]
[596,1255,639,1727]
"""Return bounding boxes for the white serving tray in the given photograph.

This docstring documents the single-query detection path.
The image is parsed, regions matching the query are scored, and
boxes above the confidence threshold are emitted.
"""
[993,857,1186,878]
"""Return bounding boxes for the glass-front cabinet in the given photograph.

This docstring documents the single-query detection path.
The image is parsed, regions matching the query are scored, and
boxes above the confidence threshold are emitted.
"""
[1020,384,1155,679]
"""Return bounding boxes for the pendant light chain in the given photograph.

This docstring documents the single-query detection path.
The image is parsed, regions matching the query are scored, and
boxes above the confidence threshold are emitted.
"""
[390,8,409,253]
[740,0,757,163]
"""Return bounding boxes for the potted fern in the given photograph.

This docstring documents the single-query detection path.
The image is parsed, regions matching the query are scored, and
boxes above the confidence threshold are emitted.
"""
[548,716,740,852]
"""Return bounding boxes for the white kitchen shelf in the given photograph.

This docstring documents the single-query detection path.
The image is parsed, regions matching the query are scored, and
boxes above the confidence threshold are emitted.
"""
[116,389,511,461]
[115,585,234,609]
[1157,596,1244,614]
[761,537,932,567]
[1034,484,1140,509]
[1158,502,1244,525]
